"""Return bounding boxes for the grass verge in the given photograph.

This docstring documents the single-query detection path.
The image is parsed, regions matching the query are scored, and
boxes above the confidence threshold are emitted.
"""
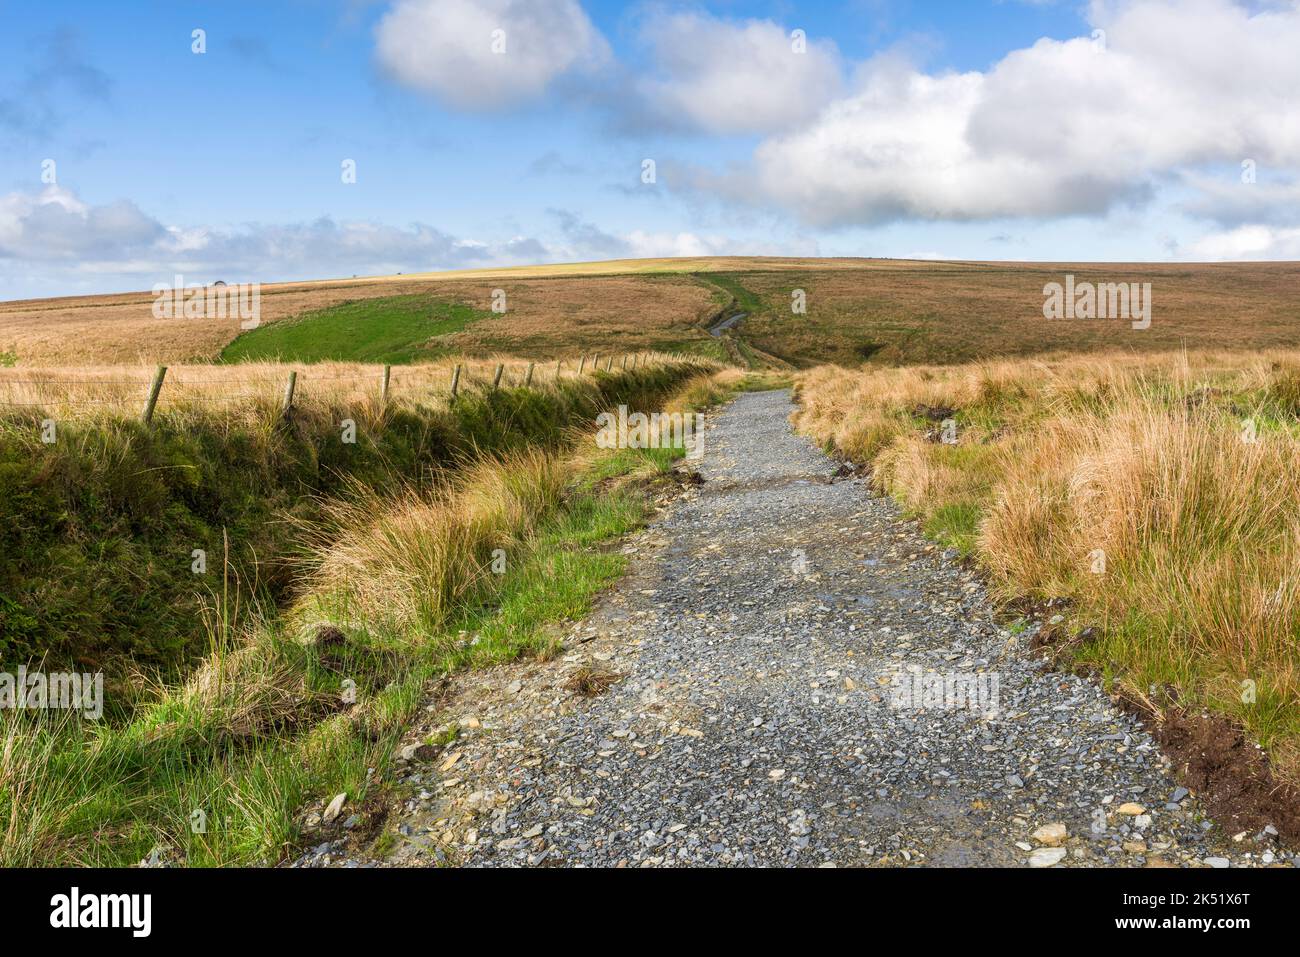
[0,362,704,682]
[794,349,1300,785]
[0,368,731,866]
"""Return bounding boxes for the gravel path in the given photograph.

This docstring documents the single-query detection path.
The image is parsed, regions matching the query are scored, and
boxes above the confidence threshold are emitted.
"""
[297,389,1292,869]
[707,311,746,337]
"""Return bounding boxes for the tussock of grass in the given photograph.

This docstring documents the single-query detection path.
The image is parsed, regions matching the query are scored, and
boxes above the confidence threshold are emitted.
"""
[0,366,732,866]
[297,448,569,636]
[662,368,747,414]
[563,666,621,697]
[796,350,1300,782]
[0,358,711,678]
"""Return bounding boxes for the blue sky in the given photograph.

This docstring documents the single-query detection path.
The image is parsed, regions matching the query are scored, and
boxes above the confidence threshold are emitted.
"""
[2,0,1298,299]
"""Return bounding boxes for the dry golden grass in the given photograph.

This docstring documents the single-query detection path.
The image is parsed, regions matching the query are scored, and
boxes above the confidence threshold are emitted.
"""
[0,352,697,421]
[299,448,569,635]
[0,272,721,367]
[796,349,1300,780]
[0,363,724,867]
[272,255,894,285]
[11,256,1299,370]
[743,260,1300,367]
[435,275,718,357]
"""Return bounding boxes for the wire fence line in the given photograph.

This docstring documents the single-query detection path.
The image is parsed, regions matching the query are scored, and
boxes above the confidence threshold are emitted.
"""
[0,351,707,421]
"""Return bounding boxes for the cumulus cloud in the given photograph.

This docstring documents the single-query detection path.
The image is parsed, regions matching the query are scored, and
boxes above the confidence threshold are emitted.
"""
[0,186,559,291]
[0,187,164,260]
[374,0,609,109]
[544,207,814,260]
[636,13,843,134]
[168,218,513,275]
[732,0,1300,225]
[1187,224,1300,260]
[548,208,630,258]
[741,60,1157,225]
[0,187,799,299]
[372,3,842,133]
[622,230,741,259]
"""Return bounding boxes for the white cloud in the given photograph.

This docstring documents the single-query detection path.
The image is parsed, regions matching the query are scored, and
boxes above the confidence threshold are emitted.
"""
[623,230,737,258]
[374,0,609,109]
[1187,224,1300,260]
[618,228,816,260]
[0,186,164,259]
[0,186,557,294]
[0,187,803,299]
[637,13,843,135]
[736,0,1300,225]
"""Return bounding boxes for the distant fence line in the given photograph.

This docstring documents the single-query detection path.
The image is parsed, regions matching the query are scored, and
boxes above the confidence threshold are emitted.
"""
[0,351,709,423]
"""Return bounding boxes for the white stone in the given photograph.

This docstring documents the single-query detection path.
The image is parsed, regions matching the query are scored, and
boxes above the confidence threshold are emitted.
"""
[1029,847,1067,868]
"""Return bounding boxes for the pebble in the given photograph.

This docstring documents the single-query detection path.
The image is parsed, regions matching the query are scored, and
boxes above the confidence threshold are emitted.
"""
[1031,823,1068,847]
[322,793,347,823]
[1029,848,1068,868]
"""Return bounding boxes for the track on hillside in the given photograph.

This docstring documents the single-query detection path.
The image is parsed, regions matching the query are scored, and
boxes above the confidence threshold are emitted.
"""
[297,390,1274,869]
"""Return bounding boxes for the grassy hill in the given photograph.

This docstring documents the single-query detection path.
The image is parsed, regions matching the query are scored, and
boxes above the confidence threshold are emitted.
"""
[5,258,1299,369]
[4,254,1300,862]
[221,294,489,364]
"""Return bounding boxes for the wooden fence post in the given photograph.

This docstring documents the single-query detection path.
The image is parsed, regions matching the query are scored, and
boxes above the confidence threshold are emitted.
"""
[281,370,297,417]
[578,354,587,374]
[381,365,391,404]
[524,362,535,387]
[621,355,628,371]
[141,365,167,425]
[555,359,562,379]
[492,364,504,390]
[606,356,614,372]
[450,364,461,400]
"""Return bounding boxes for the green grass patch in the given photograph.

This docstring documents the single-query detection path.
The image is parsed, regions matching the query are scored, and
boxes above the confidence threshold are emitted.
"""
[695,273,763,314]
[922,500,983,555]
[221,294,489,364]
[449,518,640,670]
[654,337,731,364]
[580,446,678,488]
[0,364,701,682]
[1,368,725,867]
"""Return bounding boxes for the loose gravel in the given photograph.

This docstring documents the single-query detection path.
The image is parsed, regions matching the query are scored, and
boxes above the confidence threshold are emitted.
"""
[295,390,1295,868]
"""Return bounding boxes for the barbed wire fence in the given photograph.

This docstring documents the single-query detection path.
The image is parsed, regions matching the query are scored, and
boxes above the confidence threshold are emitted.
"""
[0,351,709,423]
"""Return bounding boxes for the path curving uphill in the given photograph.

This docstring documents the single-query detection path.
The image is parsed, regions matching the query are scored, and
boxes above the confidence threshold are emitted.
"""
[707,311,746,337]
[301,390,1286,869]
